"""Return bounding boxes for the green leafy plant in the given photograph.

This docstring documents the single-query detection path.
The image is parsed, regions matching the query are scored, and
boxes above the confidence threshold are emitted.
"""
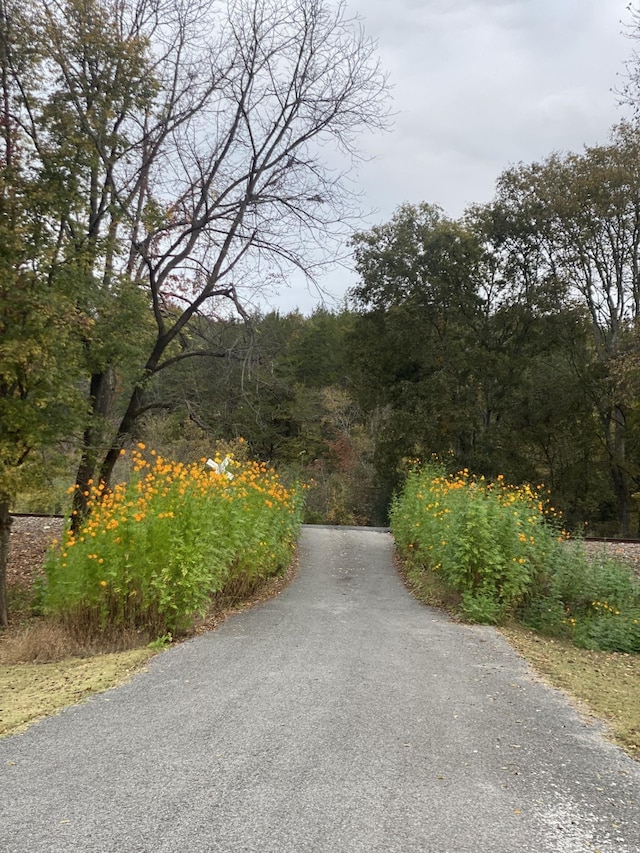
[392,463,640,652]
[42,446,303,637]
[521,544,640,652]
[147,633,173,650]
[391,465,558,623]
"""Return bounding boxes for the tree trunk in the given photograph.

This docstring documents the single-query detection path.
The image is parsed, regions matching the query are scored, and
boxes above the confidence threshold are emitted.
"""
[97,384,145,489]
[75,340,167,523]
[604,405,632,537]
[72,368,116,526]
[611,464,632,538]
[0,499,13,628]
[97,336,172,489]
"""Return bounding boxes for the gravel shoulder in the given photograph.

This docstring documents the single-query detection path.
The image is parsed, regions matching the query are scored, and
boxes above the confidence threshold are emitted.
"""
[5,516,64,593]
[578,538,640,576]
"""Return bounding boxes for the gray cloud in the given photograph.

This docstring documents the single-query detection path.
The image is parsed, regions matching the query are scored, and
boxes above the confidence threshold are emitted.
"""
[266,0,634,313]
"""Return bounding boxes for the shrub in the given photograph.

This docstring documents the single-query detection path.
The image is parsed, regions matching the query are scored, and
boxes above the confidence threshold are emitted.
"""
[521,544,640,652]
[391,463,640,652]
[42,446,303,637]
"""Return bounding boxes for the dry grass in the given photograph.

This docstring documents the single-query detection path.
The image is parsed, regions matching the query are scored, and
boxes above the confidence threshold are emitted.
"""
[0,619,152,665]
[0,615,159,738]
[501,624,640,759]
[0,649,156,737]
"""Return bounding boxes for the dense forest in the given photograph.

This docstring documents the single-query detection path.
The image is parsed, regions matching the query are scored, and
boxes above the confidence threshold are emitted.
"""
[4,0,640,569]
[119,150,640,536]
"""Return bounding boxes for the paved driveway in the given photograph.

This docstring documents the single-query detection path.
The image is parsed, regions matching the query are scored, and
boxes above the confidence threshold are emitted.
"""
[1,526,639,852]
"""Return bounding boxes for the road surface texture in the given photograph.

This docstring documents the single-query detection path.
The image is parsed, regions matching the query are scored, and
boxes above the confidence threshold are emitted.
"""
[1,525,639,852]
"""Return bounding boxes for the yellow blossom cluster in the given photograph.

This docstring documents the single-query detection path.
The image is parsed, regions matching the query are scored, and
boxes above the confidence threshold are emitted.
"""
[56,446,298,577]
[44,444,303,634]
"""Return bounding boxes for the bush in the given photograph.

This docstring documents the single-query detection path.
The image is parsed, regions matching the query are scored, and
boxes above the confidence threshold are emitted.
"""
[520,543,640,652]
[391,463,640,652]
[391,465,559,624]
[42,446,303,637]
[572,610,640,654]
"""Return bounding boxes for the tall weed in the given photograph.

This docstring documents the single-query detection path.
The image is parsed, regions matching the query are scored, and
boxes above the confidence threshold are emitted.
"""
[391,464,640,652]
[42,446,303,636]
[391,465,558,623]
[521,543,640,653]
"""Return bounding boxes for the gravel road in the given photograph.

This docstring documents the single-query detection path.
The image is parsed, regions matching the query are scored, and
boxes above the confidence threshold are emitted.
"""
[1,525,639,852]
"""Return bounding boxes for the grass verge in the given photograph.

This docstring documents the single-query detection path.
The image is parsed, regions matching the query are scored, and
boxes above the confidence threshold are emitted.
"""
[0,648,156,737]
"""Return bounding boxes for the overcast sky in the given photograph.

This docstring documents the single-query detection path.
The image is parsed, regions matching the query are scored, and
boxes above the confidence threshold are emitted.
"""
[269,0,636,314]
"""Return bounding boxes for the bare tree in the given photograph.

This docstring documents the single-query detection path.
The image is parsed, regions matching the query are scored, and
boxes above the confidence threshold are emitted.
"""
[8,0,390,512]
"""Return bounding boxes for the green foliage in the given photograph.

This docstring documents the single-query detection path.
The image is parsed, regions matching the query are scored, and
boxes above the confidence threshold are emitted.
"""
[145,309,378,525]
[391,464,554,623]
[0,0,156,543]
[520,544,640,653]
[393,463,640,651]
[14,473,75,516]
[147,633,173,650]
[0,277,84,502]
[42,447,303,636]
[347,200,601,527]
[490,122,640,534]
[0,16,86,524]
[572,611,640,655]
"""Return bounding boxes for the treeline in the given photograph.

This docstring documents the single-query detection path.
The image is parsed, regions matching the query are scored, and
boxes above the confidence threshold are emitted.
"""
[350,122,640,536]
[9,121,640,536]
[147,121,640,535]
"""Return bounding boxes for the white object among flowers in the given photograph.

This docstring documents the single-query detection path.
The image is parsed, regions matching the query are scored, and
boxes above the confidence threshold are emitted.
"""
[206,456,234,480]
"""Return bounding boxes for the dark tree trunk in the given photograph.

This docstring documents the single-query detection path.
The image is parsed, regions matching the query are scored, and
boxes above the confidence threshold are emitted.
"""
[604,405,632,537]
[72,369,116,527]
[0,499,13,627]
[611,464,632,538]
[97,337,171,489]
[97,385,145,489]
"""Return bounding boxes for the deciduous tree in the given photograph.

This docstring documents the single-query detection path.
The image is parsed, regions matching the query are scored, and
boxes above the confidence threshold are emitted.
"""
[493,123,640,533]
[9,0,389,517]
[0,0,84,624]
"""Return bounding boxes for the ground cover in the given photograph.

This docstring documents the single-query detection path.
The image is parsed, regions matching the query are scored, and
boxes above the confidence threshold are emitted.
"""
[0,649,156,737]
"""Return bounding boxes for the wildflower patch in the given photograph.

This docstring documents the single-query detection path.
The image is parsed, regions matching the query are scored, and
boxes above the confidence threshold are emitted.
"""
[391,464,640,651]
[390,465,563,624]
[43,447,303,636]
